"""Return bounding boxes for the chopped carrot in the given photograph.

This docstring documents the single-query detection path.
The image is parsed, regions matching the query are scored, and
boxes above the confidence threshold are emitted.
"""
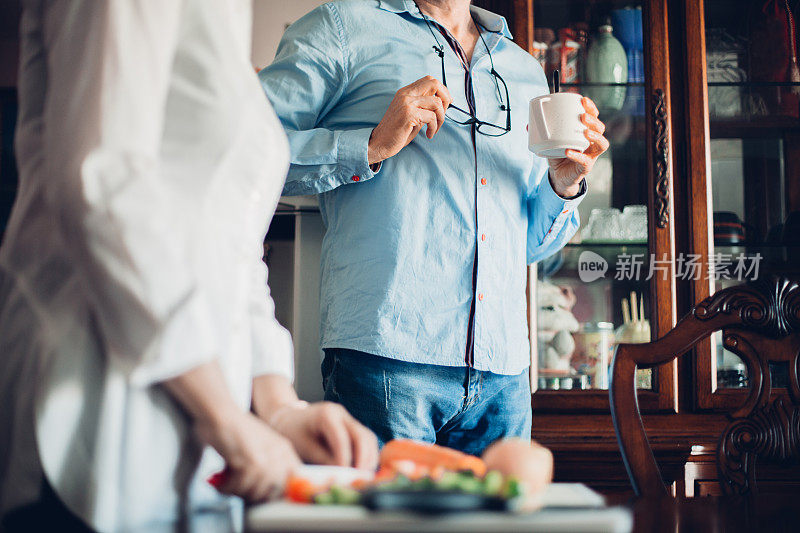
[380,439,487,477]
[350,478,370,491]
[374,466,398,482]
[284,477,319,504]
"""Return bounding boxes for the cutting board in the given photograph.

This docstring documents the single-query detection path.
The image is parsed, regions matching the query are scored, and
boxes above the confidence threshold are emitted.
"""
[245,483,632,532]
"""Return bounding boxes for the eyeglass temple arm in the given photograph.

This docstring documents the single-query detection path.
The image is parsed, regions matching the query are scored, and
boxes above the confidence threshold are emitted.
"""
[497,71,511,130]
[434,46,448,86]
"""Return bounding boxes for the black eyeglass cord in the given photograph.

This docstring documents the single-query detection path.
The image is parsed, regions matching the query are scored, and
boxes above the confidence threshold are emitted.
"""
[414,1,446,54]
[413,1,506,112]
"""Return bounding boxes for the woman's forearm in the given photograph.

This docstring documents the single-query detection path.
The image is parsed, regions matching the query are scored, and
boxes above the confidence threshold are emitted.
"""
[251,374,306,423]
[162,361,242,428]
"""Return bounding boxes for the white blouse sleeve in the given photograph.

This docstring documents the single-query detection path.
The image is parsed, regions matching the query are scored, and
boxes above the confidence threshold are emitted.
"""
[249,259,295,381]
[40,0,218,384]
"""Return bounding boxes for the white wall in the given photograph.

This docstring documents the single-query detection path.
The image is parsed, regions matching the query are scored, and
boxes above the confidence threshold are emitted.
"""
[251,0,327,69]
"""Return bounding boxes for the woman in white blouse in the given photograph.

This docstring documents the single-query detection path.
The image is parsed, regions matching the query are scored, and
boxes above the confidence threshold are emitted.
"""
[0,1,377,531]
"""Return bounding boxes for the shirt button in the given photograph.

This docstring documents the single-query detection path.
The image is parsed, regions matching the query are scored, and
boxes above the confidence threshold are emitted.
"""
[481,234,486,242]
[352,175,360,182]
[480,178,487,186]
[478,293,484,301]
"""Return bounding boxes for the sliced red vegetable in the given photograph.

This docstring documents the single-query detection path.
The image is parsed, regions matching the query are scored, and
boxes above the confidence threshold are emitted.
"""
[285,476,320,504]
[207,469,230,489]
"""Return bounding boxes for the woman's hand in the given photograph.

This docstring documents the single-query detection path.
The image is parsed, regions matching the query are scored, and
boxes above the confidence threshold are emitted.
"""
[547,97,610,197]
[252,374,379,471]
[197,409,302,502]
[163,363,301,502]
[269,402,379,471]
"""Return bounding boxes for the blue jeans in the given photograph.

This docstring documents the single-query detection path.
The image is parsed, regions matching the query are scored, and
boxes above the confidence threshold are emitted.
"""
[322,348,532,455]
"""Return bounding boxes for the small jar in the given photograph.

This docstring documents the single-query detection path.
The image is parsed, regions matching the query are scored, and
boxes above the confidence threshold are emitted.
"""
[573,322,615,389]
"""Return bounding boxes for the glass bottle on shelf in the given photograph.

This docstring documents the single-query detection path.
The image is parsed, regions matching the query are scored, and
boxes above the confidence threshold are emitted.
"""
[586,21,628,111]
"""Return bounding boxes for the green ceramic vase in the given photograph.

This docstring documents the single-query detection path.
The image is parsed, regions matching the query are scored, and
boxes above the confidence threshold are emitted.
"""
[586,24,628,111]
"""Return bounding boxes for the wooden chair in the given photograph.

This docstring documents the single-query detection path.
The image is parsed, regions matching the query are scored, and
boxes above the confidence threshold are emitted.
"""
[610,276,800,497]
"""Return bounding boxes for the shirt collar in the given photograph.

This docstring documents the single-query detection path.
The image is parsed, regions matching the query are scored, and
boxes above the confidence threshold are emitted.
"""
[377,0,513,39]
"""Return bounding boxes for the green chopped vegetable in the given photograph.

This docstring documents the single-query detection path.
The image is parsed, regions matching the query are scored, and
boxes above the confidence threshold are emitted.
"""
[376,473,411,490]
[436,471,462,490]
[458,475,484,494]
[330,485,361,505]
[410,477,435,491]
[482,470,504,495]
[502,477,525,499]
[314,491,335,505]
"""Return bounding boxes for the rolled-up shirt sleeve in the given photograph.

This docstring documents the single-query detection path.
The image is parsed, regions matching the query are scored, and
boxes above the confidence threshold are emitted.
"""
[527,169,585,264]
[258,3,379,196]
[41,0,217,385]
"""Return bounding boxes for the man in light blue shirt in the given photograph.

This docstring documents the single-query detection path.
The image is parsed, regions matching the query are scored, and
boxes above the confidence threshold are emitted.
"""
[259,0,608,453]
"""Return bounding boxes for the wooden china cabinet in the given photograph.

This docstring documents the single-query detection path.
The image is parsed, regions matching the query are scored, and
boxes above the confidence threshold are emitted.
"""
[474,0,800,499]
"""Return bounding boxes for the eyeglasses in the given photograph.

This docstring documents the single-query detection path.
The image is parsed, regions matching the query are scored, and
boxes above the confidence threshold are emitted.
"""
[433,45,511,137]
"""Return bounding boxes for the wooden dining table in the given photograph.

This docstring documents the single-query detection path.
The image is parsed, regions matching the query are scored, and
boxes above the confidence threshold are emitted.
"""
[629,494,800,532]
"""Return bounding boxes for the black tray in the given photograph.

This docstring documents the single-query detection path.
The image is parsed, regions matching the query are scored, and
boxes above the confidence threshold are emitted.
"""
[362,489,512,515]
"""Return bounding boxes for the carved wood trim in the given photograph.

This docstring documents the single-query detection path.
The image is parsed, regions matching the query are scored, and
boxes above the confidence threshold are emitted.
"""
[718,397,800,495]
[652,88,670,229]
[693,277,800,338]
[720,333,763,420]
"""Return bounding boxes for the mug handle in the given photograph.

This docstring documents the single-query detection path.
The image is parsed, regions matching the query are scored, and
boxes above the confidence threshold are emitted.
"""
[534,96,551,139]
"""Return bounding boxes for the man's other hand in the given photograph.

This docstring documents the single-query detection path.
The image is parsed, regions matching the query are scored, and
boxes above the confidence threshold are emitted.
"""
[368,76,453,165]
[548,97,609,198]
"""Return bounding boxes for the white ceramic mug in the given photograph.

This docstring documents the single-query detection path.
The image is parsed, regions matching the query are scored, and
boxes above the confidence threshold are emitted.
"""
[528,92,590,158]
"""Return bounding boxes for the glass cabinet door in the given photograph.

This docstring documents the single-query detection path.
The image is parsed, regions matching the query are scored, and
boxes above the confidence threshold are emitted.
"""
[517,0,678,412]
[687,0,800,408]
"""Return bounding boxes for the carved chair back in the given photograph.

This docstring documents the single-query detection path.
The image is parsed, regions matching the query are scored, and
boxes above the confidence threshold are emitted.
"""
[610,277,800,497]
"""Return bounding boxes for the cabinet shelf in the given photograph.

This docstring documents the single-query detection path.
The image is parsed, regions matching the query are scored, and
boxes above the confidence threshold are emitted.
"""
[707,81,800,88]
[710,116,800,138]
[565,242,648,248]
[560,82,645,88]
[714,242,800,249]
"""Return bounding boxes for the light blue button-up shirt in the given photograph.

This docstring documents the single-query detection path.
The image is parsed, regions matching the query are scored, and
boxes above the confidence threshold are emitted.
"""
[259,0,583,375]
